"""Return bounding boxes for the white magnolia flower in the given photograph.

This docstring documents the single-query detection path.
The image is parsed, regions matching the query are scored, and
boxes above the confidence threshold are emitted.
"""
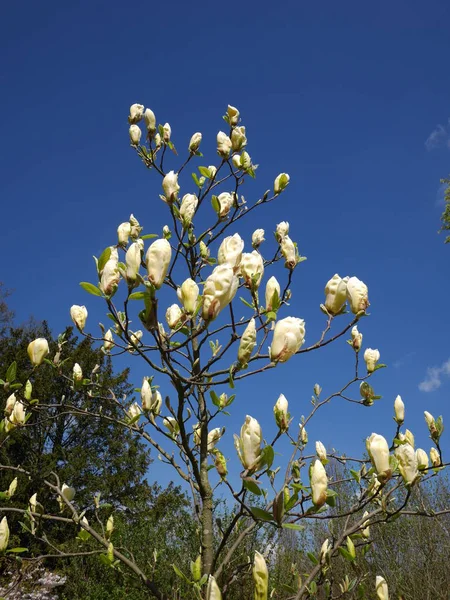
[129,103,144,123]
[240,251,264,289]
[125,242,141,282]
[324,274,348,315]
[274,173,290,194]
[162,170,180,203]
[265,276,281,312]
[394,395,405,424]
[129,124,142,146]
[366,433,391,481]
[146,239,172,289]
[27,338,49,366]
[217,131,232,157]
[395,443,418,485]
[234,415,262,471]
[179,194,198,227]
[166,304,183,329]
[177,278,200,314]
[202,264,239,321]
[117,221,132,245]
[274,394,289,431]
[227,105,240,126]
[218,233,244,270]
[364,348,380,373]
[275,221,289,242]
[237,318,256,367]
[280,235,297,269]
[70,305,88,331]
[310,459,327,507]
[144,108,156,132]
[346,276,369,314]
[252,229,265,248]
[189,132,202,153]
[270,317,305,363]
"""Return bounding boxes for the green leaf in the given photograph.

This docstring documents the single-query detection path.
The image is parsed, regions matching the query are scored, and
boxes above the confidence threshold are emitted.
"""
[259,445,275,470]
[307,551,319,565]
[141,234,158,240]
[128,291,146,300]
[6,361,17,383]
[198,166,211,178]
[97,247,112,274]
[250,507,275,522]
[282,523,304,531]
[6,548,28,554]
[281,584,298,593]
[350,469,361,483]
[211,195,220,214]
[210,390,220,407]
[172,564,190,582]
[228,367,235,389]
[239,297,254,309]
[192,173,200,187]
[80,282,103,297]
[338,547,355,562]
[243,478,262,496]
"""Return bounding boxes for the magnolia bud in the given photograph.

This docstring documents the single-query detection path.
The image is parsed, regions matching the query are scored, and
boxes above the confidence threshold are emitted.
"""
[117,222,132,246]
[238,318,257,367]
[189,132,202,153]
[127,330,143,353]
[275,221,289,242]
[274,394,289,432]
[129,214,142,239]
[351,325,363,351]
[193,423,201,446]
[61,483,76,503]
[430,447,441,467]
[206,575,222,600]
[301,425,308,444]
[127,402,141,420]
[234,415,262,472]
[415,448,429,471]
[241,151,251,169]
[177,278,200,314]
[144,108,156,132]
[217,192,234,219]
[366,433,391,482]
[346,277,369,314]
[100,250,120,296]
[274,173,290,194]
[125,242,141,283]
[208,165,217,178]
[163,416,179,436]
[394,395,405,424]
[27,338,49,366]
[376,576,389,600]
[202,265,238,321]
[163,123,171,142]
[361,511,370,538]
[73,363,83,382]
[129,103,144,124]
[240,251,264,290]
[263,277,281,313]
[0,517,10,553]
[166,304,183,329]
[129,124,142,146]
[324,274,348,315]
[207,427,223,452]
[5,393,16,415]
[395,443,418,485]
[7,477,17,498]
[217,131,232,157]
[310,459,328,507]
[253,551,269,600]
[403,428,415,448]
[154,133,162,148]
[179,194,198,227]
[5,399,25,432]
[270,317,305,363]
[364,348,380,373]
[424,411,437,436]
[146,239,172,289]
[163,225,171,238]
[151,390,162,416]
[316,441,327,463]
[320,539,331,564]
[106,514,114,537]
[227,105,240,126]
[103,329,114,352]
[141,378,153,412]
[213,450,228,478]
[218,233,244,271]
[280,236,297,269]
[231,126,247,151]
[162,170,180,203]
[232,154,241,169]
[252,229,265,248]
[70,305,88,331]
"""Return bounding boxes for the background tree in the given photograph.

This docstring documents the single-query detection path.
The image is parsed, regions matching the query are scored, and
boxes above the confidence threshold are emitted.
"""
[439,176,450,243]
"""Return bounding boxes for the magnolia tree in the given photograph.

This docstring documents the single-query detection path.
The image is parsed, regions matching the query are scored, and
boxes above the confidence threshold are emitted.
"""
[0,102,448,600]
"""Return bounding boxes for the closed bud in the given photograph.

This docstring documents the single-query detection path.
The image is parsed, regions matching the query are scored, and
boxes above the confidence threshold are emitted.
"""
[364,348,380,373]
[395,443,418,485]
[376,576,389,600]
[394,395,405,424]
[213,450,228,478]
[146,239,172,289]
[127,330,143,353]
[177,278,199,314]
[144,108,156,132]
[27,338,49,366]
[217,192,235,219]
[424,411,437,436]
[163,416,179,436]
[274,394,289,432]
[270,317,305,363]
[106,514,114,537]
[199,240,210,259]
[129,214,142,239]
[5,400,25,431]
[238,318,256,367]
[129,124,142,146]
[234,415,262,472]
[125,242,141,283]
[346,277,369,314]
[70,305,88,331]
[154,132,162,149]
[320,539,331,564]
[324,274,348,315]
[316,441,327,462]
[403,428,415,448]
[189,132,202,153]
[141,378,153,412]
[151,390,162,416]
[366,433,391,482]
[252,229,265,248]
[301,425,308,444]
[207,427,223,452]
[73,363,83,382]
[5,393,17,415]
[207,575,222,600]
[218,233,244,271]
[253,551,269,600]
[275,221,289,242]
[163,123,171,142]
[241,151,251,169]
[208,165,217,178]
[280,235,297,269]
[117,222,132,245]
[231,126,247,151]
[227,105,240,126]
[232,154,241,169]
[166,304,183,329]
[351,325,363,351]
[179,193,198,227]
[217,131,232,157]
[415,448,429,471]
[162,170,180,203]
[103,329,114,353]
[163,225,171,238]
[0,517,10,553]
[361,511,370,538]
[310,459,328,507]
[128,103,144,124]
[7,477,17,498]
[265,276,280,312]
[100,249,120,296]
[61,483,76,503]
[274,173,290,194]
[202,265,239,321]
[240,251,264,290]
[127,402,141,421]
[430,447,441,467]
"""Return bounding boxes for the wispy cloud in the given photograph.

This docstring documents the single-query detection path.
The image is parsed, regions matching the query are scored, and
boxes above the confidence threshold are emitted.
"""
[393,352,415,369]
[425,118,450,151]
[419,357,450,392]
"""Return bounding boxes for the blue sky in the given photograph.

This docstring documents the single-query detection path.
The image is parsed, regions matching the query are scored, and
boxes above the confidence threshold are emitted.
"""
[1,0,449,487]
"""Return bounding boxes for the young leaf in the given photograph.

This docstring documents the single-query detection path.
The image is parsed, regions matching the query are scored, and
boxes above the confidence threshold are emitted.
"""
[6,362,17,383]
[80,282,103,297]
